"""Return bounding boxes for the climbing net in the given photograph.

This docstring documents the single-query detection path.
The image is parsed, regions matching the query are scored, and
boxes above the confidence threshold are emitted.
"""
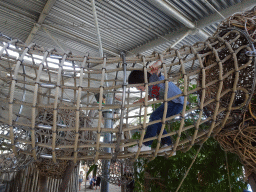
[0,7,255,177]
[211,6,256,177]
[216,116,256,179]
[0,151,32,173]
[88,159,134,186]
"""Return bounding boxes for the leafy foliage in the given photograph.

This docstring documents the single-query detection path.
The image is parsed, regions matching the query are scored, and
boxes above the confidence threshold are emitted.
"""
[131,82,248,191]
[86,164,98,178]
[133,138,247,192]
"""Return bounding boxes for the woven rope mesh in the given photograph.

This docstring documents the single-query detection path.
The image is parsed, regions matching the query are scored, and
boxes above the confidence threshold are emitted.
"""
[216,94,256,177]
[36,106,96,158]
[92,159,134,186]
[216,118,256,178]
[0,6,255,177]
[0,152,32,173]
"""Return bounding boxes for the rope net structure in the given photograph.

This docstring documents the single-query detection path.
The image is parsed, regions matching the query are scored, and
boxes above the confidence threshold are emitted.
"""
[95,159,134,186]
[0,163,79,192]
[0,6,255,180]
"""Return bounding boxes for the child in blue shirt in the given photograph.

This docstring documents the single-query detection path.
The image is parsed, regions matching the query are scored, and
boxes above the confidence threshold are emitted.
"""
[89,176,96,189]
[128,61,185,153]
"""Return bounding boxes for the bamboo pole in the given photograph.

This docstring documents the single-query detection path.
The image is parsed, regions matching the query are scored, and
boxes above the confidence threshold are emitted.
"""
[94,56,107,163]
[52,53,67,163]
[38,174,48,192]
[59,161,75,191]
[152,54,169,159]
[74,55,88,163]
[134,56,150,160]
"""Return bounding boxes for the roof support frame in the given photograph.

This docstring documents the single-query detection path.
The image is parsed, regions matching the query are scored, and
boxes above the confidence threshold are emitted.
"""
[148,0,209,39]
[25,0,57,45]
[129,0,256,55]
[42,24,119,56]
[91,0,104,57]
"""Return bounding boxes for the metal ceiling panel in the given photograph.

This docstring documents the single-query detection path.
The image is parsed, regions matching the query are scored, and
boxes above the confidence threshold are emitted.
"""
[3,0,47,15]
[0,10,34,42]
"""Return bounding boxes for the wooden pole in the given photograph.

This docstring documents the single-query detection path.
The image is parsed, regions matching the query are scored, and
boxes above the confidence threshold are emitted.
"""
[121,162,126,192]
[38,174,48,192]
[59,161,75,192]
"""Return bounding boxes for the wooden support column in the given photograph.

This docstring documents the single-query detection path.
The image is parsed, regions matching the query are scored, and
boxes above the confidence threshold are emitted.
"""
[38,174,48,192]
[59,161,75,192]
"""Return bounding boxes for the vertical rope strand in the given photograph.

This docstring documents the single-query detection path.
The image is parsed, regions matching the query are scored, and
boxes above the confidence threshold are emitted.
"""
[52,53,67,163]
[152,54,169,159]
[175,143,204,192]
[135,56,149,160]
[8,43,36,156]
[31,49,53,160]
[73,54,88,163]
[94,56,107,163]
[171,50,188,157]
[213,38,240,135]
[225,151,232,192]
[202,45,223,143]
[114,52,127,160]
[186,46,206,152]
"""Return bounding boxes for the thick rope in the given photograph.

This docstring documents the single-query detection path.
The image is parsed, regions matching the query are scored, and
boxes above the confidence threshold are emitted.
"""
[175,143,204,192]
[225,151,232,192]
[0,8,255,162]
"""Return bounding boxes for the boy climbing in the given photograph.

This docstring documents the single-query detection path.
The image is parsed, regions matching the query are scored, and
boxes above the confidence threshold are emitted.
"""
[128,60,186,153]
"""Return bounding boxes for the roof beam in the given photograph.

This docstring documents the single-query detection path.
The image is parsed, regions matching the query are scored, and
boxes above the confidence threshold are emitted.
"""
[25,0,57,45]
[91,0,104,57]
[129,0,256,55]
[149,0,209,39]
[42,24,119,56]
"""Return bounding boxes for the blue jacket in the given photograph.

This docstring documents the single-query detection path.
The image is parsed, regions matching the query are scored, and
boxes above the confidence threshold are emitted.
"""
[148,73,186,105]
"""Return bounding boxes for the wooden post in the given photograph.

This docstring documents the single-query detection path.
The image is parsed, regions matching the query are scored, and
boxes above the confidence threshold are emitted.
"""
[38,174,48,192]
[24,166,30,192]
[59,161,75,192]
[121,161,126,192]
[31,167,37,192]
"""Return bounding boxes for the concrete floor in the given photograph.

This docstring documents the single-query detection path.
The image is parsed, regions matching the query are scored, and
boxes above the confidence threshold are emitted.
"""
[79,181,121,192]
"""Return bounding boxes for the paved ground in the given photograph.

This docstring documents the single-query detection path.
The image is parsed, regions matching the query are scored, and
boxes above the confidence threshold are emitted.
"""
[79,181,121,192]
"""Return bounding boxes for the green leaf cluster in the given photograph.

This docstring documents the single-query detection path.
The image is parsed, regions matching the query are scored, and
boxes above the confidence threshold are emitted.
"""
[86,164,98,178]
[133,138,247,192]
[132,82,248,191]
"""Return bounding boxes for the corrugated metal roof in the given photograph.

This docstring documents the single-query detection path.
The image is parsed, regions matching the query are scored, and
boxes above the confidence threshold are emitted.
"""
[164,0,235,21]
[0,0,255,57]
[0,8,34,42]
[5,0,46,15]
[140,22,219,56]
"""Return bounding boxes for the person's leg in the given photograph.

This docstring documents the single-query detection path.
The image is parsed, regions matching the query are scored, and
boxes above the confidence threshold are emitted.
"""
[159,101,183,145]
[144,101,183,146]
[143,103,165,146]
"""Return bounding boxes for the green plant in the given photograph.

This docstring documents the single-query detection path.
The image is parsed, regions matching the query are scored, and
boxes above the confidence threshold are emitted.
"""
[132,82,248,191]
[86,164,98,178]
[133,138,247,192]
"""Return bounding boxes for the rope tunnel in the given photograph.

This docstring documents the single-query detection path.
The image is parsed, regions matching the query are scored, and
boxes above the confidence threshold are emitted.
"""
[0,7,255,180]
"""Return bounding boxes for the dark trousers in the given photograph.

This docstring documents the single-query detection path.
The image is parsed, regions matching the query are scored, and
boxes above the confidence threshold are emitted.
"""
[143,101,183,146]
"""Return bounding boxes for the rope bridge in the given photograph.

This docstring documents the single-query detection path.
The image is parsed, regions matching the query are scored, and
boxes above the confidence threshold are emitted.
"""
[0,6,255,183]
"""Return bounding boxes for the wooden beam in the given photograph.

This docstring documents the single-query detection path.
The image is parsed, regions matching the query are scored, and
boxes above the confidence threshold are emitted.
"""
[25,0,57,44]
